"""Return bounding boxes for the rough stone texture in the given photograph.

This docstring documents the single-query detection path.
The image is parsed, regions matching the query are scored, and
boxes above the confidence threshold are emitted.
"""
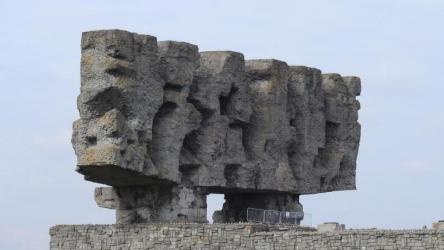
[50,223,444,250]
[95,186,207,224]
[218,193,303,223]
[317,222,346,232]
[433,221,444,231]
[72,29,361,223]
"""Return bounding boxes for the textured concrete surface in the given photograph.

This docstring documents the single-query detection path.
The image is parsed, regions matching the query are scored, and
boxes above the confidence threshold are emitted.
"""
[317,222,346,232]
[50,223,444,250]
[72,29,361,223]
[434,221,444,230]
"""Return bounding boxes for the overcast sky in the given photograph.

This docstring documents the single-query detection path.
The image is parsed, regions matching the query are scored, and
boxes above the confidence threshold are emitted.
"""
[1,1,443,249]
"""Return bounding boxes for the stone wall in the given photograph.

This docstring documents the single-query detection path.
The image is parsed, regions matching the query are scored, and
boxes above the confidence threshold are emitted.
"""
[50,223,444,250]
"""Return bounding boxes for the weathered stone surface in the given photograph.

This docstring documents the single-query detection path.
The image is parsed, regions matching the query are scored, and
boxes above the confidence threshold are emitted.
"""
[95,186,207,223]
[217,193,303,223]
[433,220,444,231]
[317,222,345,232]
[73,30,164,185]
[50,224,444,250]
[72,29,362,223]
[317,74,361,192]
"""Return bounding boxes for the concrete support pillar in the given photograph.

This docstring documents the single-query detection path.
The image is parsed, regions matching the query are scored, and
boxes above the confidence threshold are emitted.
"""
[214,192,303,224]
[95,185,207,223]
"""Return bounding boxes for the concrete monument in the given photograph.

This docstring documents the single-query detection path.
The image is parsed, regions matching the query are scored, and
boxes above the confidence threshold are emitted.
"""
[72,29,361,223]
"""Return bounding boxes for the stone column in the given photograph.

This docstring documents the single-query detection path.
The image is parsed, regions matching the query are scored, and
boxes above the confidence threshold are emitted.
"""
[214,192,303,224]
[95,185,207,223]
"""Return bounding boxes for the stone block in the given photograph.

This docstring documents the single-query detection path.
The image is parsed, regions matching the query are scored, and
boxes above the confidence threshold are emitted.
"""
[433,220,444,230]
[317,222,345,232]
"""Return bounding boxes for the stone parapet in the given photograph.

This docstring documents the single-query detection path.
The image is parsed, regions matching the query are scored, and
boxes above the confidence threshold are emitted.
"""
[50,223,444,250]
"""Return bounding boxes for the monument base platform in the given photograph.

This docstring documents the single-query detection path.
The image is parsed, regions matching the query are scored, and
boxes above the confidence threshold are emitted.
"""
[50,223,444,250]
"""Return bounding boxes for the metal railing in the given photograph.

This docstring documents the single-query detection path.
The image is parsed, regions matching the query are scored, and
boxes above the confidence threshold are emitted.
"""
[246,207,310,226]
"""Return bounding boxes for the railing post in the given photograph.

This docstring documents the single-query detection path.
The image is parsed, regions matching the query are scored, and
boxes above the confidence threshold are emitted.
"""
[262,209,265,223]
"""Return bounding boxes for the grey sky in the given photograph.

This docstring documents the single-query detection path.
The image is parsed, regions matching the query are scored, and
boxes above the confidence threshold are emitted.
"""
[1,0,443,249]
